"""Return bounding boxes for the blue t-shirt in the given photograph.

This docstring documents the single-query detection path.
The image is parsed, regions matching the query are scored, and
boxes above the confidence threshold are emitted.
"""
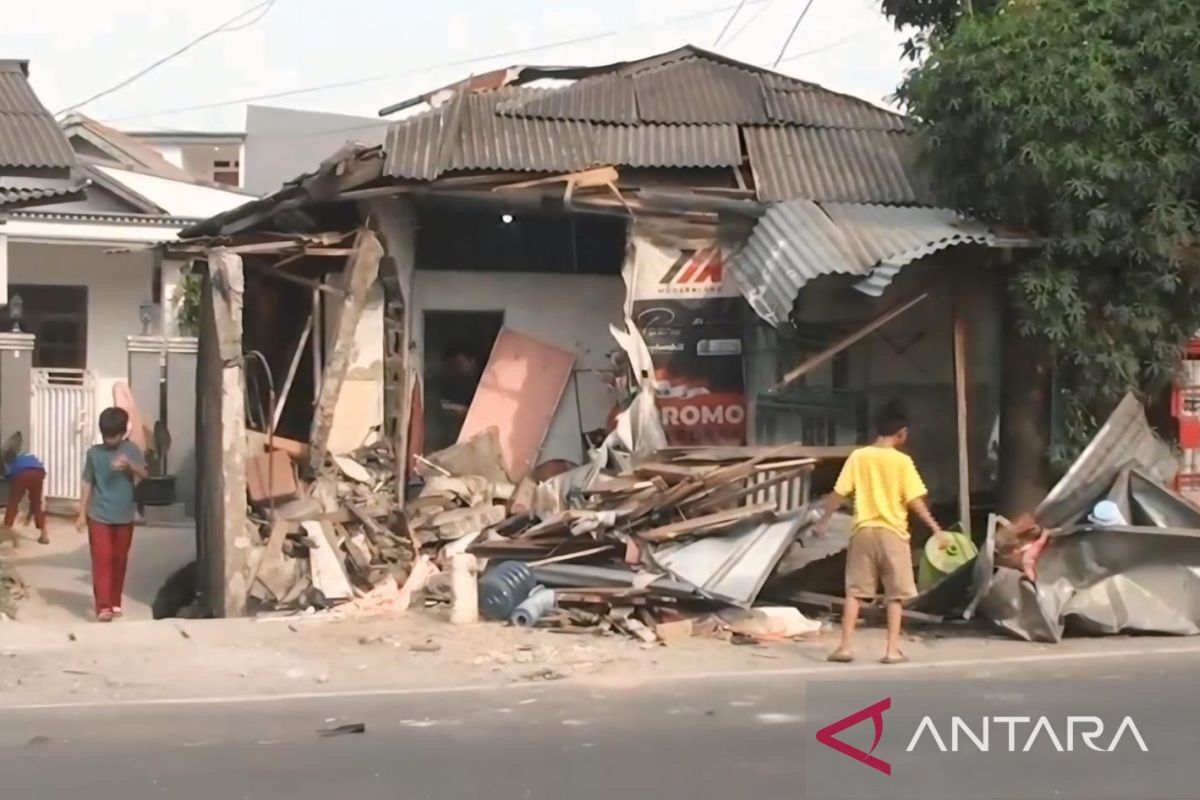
[5,453,43,479]
[82,441,143,525]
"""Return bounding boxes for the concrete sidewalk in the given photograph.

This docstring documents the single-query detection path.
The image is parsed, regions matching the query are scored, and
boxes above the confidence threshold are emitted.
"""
[1,517,194,624]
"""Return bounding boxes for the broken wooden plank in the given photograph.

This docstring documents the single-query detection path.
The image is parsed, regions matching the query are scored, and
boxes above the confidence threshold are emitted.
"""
[246,449,297,504]
[953,279,971,535]
[686,466,812,515]
[300,521,353,600]
[250,518,295,601]
[309,228,384,471]
[421,428,509,483]
[772,290,930,392]
[638,502,776,543]
[528,545,615,567]
[271,313,313,432]
[508,475,537,516]
[634,462,714,486]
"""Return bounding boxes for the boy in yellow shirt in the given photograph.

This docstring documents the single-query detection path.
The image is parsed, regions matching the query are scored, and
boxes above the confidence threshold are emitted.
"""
[814,402,946,664]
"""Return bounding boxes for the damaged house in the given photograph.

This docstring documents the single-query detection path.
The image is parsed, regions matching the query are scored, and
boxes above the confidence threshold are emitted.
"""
[172,46,1027,616]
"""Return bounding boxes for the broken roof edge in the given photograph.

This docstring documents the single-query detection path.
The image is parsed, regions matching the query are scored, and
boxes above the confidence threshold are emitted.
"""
[376,44,907,126]
[178,143,386,239]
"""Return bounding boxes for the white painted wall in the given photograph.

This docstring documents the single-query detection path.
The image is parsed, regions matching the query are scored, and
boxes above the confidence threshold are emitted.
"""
[155,144,184,169]
[7,241,154,414]
[412,270,624,465]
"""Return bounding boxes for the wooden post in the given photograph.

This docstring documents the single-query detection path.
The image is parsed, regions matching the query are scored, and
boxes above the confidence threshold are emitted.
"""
[309,228,384,471]
[953,279,971,535]
[208,248,250,617]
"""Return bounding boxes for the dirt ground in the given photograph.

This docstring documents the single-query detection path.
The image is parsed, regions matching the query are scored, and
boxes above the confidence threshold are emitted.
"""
[3,519,1195,709]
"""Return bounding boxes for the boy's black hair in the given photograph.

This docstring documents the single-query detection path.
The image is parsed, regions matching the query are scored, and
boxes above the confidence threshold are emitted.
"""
[98,407,130,439]
[875,400,909,437]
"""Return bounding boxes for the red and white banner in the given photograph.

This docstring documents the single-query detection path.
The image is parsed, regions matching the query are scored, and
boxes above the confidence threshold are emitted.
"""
[628,238,746,446]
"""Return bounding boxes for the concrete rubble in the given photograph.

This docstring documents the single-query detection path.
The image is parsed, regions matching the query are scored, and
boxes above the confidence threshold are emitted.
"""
[238,410,852,645]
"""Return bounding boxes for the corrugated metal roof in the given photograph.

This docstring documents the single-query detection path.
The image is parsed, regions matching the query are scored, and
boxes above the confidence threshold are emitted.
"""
[745,126,927,204]
[762,85,906,131]
[633,58,768,124]
[377,46,931,205]
[0,62,77,170]
[594,123,741,168]
[732,200,999,326]
[446,89,598,173]
[500,74,638,123]
[383,106,449,180]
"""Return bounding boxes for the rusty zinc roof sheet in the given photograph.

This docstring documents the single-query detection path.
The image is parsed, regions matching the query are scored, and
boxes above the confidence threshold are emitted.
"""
[745,126,928,204]
[381,46,927,205]
[0,61,77,170]
[732,200,997,325]
[594,123,741,168]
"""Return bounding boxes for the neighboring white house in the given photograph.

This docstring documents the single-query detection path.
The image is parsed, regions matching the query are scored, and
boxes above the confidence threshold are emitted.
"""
[1,113,253,499]
[123,129,246,188]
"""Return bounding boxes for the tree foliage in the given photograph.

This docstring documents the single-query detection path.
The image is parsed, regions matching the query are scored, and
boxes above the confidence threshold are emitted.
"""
[885,0,1200,454]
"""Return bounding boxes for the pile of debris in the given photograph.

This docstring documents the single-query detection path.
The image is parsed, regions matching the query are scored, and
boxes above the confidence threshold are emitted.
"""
[241,421,852,643]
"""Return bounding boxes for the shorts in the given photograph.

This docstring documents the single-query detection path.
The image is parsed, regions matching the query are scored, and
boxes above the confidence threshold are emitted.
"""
[845,526,917,601]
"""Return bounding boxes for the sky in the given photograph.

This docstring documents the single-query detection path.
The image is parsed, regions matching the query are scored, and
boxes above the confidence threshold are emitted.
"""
[2,0,912,133]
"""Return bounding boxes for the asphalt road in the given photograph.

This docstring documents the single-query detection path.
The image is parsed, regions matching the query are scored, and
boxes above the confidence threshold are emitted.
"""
[2,649,1199,800]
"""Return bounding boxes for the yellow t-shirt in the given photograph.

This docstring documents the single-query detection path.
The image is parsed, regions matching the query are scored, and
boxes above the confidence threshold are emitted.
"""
[833,445,928,540]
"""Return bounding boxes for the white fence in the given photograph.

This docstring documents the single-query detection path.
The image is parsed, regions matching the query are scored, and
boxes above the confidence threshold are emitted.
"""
[31,369,96,500]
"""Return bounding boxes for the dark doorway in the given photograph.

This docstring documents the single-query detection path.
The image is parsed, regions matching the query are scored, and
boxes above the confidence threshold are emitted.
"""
[423,310,503,452]
[0,285,88,369]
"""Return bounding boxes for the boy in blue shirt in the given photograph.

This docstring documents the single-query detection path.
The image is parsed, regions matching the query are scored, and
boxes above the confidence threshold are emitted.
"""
[75,407,146,622]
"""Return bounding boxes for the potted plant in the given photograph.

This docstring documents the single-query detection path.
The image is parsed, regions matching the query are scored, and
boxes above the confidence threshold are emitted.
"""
[137,420,177,506]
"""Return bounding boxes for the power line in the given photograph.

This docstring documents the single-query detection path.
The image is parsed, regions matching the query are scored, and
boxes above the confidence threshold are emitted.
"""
[56,0,280,116]
[98,1,768,125]
[721,0,775,47]
[713,0,749,47]
[772,0,818,68]
[773,27,881,63]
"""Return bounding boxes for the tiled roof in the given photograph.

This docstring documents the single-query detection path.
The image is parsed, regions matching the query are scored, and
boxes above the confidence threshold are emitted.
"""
[0,182,85,208]
[380,46,921,204]
[0,61,76,170]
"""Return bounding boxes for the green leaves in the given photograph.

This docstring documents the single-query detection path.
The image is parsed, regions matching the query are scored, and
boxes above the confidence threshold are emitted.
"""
[887,0,1200,454]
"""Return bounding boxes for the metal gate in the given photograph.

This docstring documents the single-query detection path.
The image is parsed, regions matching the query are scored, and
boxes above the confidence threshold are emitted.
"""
[31,369,96,500]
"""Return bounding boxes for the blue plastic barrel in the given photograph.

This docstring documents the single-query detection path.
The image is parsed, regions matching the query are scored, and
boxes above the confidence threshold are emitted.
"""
[478,561,535,621]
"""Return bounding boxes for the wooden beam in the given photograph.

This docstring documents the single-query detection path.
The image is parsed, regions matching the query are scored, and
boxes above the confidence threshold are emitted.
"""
[771,290,930,393]
[308,228,384,470]
[310,287,322,418]
[271,313,313,433]
[953,280,972,535]
[241,258,342,295]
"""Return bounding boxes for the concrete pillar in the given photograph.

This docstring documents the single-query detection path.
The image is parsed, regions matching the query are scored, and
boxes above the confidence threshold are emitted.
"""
[0,231,8,306]
[0,332,34,448]
[166,338,198,515]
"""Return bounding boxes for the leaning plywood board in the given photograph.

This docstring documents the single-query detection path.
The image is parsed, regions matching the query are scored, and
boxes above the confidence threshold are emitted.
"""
[300,521,353,601]
[456,328,575,480]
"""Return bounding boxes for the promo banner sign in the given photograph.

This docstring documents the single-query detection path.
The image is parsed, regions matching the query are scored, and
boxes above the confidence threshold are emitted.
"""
[628,238,747,446]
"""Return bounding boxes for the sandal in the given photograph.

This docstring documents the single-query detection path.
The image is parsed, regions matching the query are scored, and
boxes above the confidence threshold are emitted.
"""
[827,651,855,663]
[880,653,910,665]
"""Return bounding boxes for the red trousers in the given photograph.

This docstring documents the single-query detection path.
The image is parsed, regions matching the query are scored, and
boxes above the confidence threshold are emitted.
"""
[87,520,134,614]
[5,468,46,533]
